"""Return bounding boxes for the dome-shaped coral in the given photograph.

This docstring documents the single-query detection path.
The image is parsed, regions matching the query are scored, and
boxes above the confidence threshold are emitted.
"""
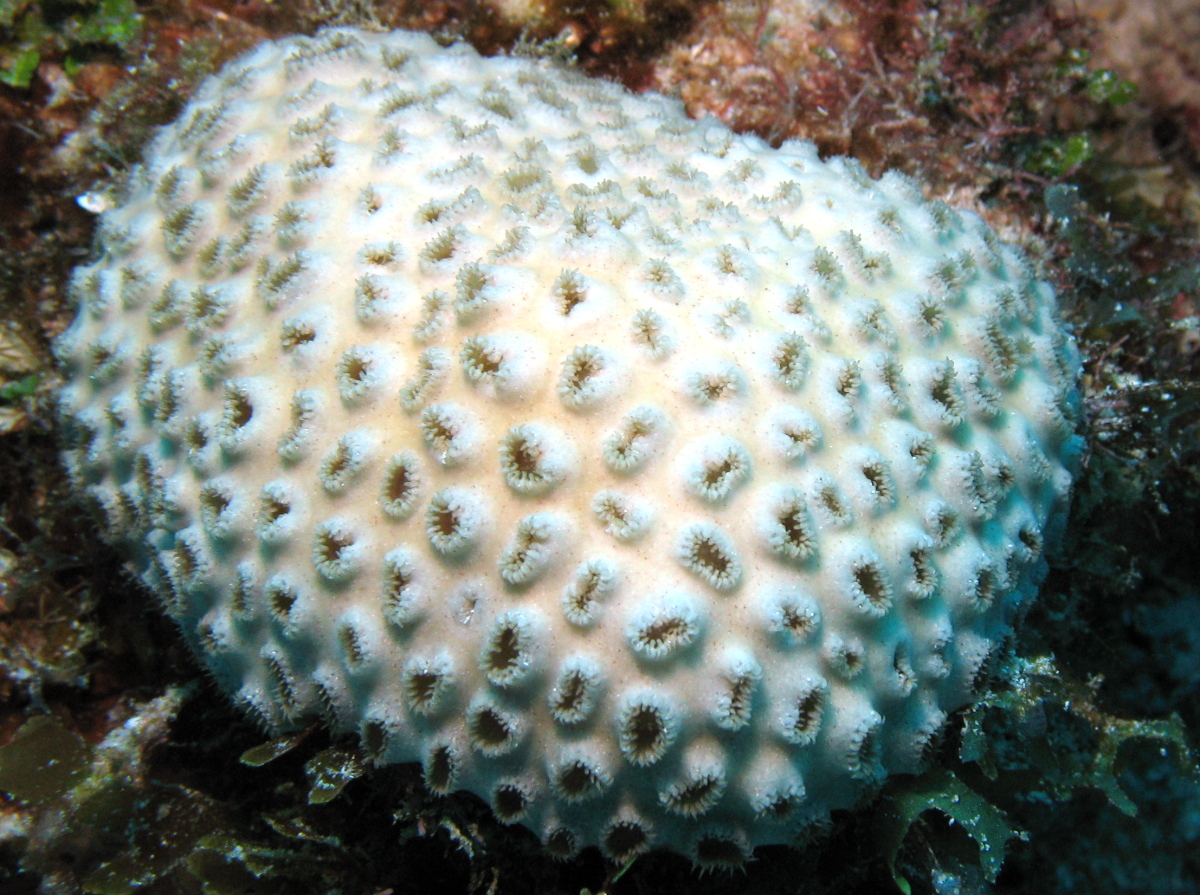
[55,27,1081,866]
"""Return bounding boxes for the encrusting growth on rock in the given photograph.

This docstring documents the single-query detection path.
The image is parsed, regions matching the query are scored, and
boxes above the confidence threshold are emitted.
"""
[55,27,1081,868]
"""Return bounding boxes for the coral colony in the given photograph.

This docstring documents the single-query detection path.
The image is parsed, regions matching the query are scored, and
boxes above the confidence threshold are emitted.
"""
[55,29,1080,867]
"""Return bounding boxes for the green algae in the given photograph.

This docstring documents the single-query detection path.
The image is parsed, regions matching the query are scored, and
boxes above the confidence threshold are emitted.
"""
[868,649,1197,893]
[960,655,1196,815]
[876,767,1020,890]
[305,747,365,805]
[239,729,313,768]
[0,696,234,895]
[0,0,142,87]
[80,786,222,895]
[0,714,88,802]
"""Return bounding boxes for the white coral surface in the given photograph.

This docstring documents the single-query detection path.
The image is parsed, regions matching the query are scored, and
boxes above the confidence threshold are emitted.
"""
[56,28,1081,865]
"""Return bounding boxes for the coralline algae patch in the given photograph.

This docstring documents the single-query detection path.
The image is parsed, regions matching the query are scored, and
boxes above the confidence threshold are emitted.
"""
[54,28,1080,867]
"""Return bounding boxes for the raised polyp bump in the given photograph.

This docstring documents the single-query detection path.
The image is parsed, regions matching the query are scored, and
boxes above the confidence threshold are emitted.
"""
[419,403,479,467]
[601,809,653,863]
[379,451,422,519]
[498,513,566,587]
[380,546,424,627]
[557,344,620,410]
[425,487,485,559]
[499,423,571,495]
[624,591,705,661]
[548,744,612,802]
[615,688,678,766]
[675,522,742,591]
[480,609,543,687]
[402,652,454,715]
[679,435,752,504]
[548,654,605,724]
[758,485,817,562]
[466,695,524,757]
[561,558,618,626]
